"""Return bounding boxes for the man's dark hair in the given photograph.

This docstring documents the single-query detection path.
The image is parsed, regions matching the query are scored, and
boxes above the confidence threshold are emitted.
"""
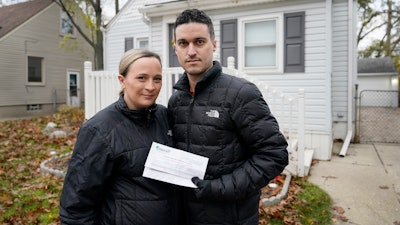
[174,9,215,40]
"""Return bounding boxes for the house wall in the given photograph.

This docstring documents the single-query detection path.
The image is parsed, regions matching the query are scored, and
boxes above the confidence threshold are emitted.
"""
[102,0,357,160]
[0,3,93,119]
[146,0,335,160]
[104,0,173,71]
[357,73,399,107]
[331,0,356,142]
[104,0,150,71]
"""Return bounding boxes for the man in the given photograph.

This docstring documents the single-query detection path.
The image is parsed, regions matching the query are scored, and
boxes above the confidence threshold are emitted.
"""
[168,9,289,225]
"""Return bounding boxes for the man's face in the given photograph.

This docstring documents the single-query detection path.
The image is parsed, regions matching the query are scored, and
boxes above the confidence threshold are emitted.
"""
[174,22,216,78]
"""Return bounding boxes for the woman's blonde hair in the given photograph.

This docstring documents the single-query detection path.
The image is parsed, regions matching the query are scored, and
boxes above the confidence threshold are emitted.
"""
[118,49,162,95]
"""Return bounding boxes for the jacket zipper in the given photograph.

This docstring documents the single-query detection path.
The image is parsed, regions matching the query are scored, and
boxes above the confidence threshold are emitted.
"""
[186,95,195,153]
[146,108,152,128]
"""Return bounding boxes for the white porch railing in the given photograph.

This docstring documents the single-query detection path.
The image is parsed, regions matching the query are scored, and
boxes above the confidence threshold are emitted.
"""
[84,58,309,177]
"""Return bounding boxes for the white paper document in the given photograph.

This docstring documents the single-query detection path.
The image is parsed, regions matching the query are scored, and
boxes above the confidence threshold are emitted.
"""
[143,142,209,188]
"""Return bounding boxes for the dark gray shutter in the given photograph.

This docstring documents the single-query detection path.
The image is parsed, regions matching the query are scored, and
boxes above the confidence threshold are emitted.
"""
[169,24,180,67]
[125,37,134,52]
[221,19,237,68]
[284,12,305,73]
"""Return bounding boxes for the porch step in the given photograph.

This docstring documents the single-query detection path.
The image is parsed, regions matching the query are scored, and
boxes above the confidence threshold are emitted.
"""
[304,149,314,176]
[284,148,314,177]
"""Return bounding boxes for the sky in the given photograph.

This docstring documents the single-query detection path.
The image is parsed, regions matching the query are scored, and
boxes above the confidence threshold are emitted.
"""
[103,0,129,20]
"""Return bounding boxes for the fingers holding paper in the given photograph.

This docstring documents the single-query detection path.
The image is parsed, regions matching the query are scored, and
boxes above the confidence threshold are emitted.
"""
[143,142,209,188]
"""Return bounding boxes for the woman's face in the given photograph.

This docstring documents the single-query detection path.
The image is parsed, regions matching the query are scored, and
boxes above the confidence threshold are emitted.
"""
[118,57,162,110]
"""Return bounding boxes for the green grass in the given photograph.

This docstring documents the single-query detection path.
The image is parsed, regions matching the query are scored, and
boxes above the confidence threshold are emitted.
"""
[296,179,332,224]
[260,177,332,225]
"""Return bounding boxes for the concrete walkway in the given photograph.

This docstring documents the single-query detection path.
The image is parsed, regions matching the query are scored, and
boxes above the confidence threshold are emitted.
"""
[308,143,400,225]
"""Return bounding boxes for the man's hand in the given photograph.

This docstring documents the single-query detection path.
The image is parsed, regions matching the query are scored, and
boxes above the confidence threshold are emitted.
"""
[191,177,212,199]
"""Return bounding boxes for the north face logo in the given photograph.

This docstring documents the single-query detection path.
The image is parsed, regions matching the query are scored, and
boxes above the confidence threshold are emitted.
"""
[206,110,219,118]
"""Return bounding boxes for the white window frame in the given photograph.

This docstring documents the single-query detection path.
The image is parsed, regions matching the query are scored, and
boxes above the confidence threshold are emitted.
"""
[60,10,75,36]
[238,14,284,74]
[136,37,149,50]
[27,56,45,86]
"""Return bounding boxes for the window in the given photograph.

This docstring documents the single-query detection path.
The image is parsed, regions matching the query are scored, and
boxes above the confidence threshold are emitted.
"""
[28,56,43,84]
[245,21,276,67]
[27,104,42,111]
[136,37,149,49]
[60,10,74,35]
[240,14,283,73]
[125,37,134,52]
[239,12,304,74]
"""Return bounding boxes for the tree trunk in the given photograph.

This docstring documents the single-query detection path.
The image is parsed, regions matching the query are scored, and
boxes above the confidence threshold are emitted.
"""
[94,0,103,70]
[385,0,393,56]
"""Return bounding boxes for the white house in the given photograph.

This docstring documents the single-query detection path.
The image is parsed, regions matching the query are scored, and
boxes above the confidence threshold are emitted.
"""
[102,0,358,161]
[357,57,399,107]
[103,0,171,71]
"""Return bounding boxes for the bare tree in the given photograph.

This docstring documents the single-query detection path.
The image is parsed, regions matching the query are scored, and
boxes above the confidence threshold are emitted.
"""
[54,0,105,70]
[358,0,400,60]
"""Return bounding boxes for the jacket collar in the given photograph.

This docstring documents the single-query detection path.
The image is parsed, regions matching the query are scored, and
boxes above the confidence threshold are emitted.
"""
[116,95,158,124]
[174,61,222,94]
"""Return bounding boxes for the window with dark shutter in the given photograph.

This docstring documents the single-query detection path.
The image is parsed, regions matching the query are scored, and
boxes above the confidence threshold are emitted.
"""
[284,12,305,73]
[125,37,134,52]
[221,19,237,68]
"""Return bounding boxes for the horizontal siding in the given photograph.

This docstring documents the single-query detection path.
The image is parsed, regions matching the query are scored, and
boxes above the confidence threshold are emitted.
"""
[332,0,349,122]
[126,0,354,134]
[206,1,330,132]
[104,0,157,71]
[212,1,330,132]
[150,17,164,57]
[0,3,93,109]
[105,18,150,71]
[104,0,173,70]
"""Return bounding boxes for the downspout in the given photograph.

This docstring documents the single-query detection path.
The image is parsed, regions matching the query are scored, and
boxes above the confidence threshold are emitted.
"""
[339,0,354,157]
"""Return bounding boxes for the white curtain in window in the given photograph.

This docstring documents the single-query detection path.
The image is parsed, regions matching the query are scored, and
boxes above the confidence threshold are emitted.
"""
[245,21,276,67]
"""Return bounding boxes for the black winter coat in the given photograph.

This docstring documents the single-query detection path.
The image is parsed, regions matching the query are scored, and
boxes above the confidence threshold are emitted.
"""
[60,96,178,225]
[168,61,289,225]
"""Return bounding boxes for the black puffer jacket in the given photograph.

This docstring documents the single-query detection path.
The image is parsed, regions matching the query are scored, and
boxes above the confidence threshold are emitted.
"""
[168,61,288,225]
[60,96,178,225]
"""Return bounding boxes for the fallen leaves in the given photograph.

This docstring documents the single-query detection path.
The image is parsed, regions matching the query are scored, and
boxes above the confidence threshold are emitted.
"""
[259,178,303,224]
[0,106,84,224]
[332,205,349,222]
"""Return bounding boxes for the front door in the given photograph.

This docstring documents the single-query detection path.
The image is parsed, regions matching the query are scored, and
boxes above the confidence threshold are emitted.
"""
[67,71,80,107]
[169,23,180,67]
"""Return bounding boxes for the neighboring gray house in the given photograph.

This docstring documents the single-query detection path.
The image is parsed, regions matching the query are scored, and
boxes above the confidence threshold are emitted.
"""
[103,0,358,161]
[0,0,93,119]
[357,57,399,107]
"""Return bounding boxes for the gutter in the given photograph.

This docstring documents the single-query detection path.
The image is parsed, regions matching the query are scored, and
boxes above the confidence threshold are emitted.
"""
[339,0,355,157]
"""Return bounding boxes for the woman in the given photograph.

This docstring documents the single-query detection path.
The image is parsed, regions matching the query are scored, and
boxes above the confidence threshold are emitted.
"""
[60,49,178,225]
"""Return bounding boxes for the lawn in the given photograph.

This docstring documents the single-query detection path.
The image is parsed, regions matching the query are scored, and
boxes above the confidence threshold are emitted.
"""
[0,106,333,225]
